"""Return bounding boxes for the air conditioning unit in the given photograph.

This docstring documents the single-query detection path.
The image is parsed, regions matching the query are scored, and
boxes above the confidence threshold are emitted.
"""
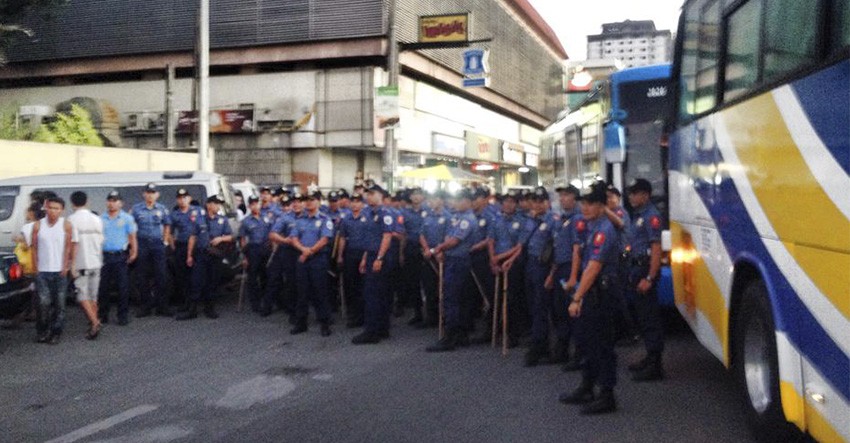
[18,105,53,129]
[125,112,165,133]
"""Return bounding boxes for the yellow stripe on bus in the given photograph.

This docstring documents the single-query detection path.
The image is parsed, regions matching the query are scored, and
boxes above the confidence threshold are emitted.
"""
[780,380,806,432]
[721,95,850,322]
[781,381,848,442]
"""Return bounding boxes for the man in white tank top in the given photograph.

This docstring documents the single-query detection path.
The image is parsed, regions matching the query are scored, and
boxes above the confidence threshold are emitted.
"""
[68,191,104,340]
[31,196,74,345]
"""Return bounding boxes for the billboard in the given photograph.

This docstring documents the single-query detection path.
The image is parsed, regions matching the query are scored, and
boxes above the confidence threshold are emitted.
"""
[177,109,254,134]
[418,14,469,43]
[374,86,400,129]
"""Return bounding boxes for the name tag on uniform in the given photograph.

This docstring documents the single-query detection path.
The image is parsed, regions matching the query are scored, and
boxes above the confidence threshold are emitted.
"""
[479,219,487,227]
[636,218,644,227]
[360,216,367,222]
[460,220,470,229]
[421,211,427,218]
[438,218,445,225]
[315,220,322,228]
[540,223,548,231]
[218,218,224,225]
[155,211,162,218]
[512,222,519,230]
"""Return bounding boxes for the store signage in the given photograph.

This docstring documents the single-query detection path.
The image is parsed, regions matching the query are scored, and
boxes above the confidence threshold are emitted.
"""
[462,49,490,88]
[177,109,254,134]
[501,142,524,165]
[419,14,469,43]
[432,133,465,158]
[465,131,498,161]
[375,86,400,129]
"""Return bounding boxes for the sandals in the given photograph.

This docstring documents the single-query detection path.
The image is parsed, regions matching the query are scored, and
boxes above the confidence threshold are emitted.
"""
[86,323,101,341]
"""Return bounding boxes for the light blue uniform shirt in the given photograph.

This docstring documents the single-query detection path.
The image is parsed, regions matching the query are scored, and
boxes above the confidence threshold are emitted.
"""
[101,211,137,252]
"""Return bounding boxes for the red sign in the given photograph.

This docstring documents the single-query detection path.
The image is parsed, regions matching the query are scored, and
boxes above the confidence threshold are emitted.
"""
[177,109,254,134]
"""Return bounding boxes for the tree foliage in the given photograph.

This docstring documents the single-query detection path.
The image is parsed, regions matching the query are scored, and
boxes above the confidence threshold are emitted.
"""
[33,104,103,146]
[0,107,33,140]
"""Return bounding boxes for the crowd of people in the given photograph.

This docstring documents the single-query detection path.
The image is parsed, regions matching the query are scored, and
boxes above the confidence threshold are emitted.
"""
[12,176,666,415]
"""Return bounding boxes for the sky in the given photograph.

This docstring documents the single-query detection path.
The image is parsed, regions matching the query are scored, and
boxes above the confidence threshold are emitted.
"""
[527,0,685,60]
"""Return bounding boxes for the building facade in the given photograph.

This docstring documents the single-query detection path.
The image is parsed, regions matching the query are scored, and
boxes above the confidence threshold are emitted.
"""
[0,0,566,191]
[586,20,672,68]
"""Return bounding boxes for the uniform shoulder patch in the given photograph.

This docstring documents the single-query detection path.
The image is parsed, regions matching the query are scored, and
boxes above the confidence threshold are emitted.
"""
[438,217,445,225]
[512,221,520,230]
[397,215,404,224]
[479,219,487,227]
[593,232,606,247]
[460,220,470,229]
[421,211,428,218]
[650,216,661,229]
[576,220,586,232]
[314,220,322,228]
[383,215,393,226]
[539,223,547,231]
[326,220,334,230]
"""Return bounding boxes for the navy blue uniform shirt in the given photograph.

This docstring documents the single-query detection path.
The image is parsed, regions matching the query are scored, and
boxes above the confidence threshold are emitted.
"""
[130,202,171,241]
[444,209,477,258]
[171,206,202,243]
[421,208,449,248]
[628,203,663,257]
[239,214,272,246]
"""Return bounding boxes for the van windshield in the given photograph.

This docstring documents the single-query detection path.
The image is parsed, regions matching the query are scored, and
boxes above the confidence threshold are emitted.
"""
[0,186,19,222]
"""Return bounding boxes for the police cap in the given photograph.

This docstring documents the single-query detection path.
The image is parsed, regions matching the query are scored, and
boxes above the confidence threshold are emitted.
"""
[338,188,350,199]
[473,187,490,200]
[176,188,190,198]
[627,178,652,195]
[248,195,260,204]
[606,184,621,197]
[302,191,322,201]
[531,186,549,201]
[457,188,475,201]
[259,186,272,194]
[555,184,581,197]
[580,184,607,204]
[499,189,520,202]
[206,194,223,204]
[350,192,364,202]
[106,190,122,201]
[144,183,158,193]
[328,191,340,202]
[367,184,385,195]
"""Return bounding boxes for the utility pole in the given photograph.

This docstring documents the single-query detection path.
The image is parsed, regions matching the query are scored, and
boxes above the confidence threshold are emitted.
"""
[382,0,399,192]
[198,0,211,172]
[164,64,176,150]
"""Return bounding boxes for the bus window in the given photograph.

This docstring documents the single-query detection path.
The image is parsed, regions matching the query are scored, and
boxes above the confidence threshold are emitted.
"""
[696,0,721,112]
[580,121,601,186]
[724,0,762,101]
[832,0,850,53]
[554,139,566,182]
[678,0,701,120]
[565,129,581,185]
[763,0,819,82]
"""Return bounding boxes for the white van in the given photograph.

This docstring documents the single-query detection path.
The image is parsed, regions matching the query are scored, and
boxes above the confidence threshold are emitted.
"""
[0,171,239,253]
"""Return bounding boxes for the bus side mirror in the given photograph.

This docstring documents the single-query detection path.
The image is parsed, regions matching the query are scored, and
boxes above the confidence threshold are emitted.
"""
[604,121,627,163]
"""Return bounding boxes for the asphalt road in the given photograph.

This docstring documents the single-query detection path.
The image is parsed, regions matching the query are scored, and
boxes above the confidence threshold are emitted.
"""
[0,295,756,443]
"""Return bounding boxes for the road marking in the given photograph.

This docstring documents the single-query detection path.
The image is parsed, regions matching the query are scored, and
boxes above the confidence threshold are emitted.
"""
[45,404,158,443]
[215,375,296,410]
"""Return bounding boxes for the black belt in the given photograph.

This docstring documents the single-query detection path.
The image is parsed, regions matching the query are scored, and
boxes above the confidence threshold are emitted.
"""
[103,250,126,256]
[630,256,650,267]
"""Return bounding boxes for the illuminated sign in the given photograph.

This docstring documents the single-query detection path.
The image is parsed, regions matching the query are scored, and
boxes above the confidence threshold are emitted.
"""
[418,14,469,43]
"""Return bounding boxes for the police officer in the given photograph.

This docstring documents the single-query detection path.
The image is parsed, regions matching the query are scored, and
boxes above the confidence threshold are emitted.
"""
[288,191,333,336]
[426,188,478,352]
[131,183,173,317]
[559,182,620,414]
[239,196,272,314]
[418,190,449,328]
[606,184,639,346]
[523,186,558,366]
[98,191,137,326]
[487,189,526,346]
[169,188,201,310]
[400,187,427,326]
[259,186,282,222]
[352,184,401,345]
[625,178,665,381]
[468,187,496,343]
[546,185,582,364]
[265,195,296,317]
[177,195,234,320]
[337,192,369,328]
[325,190,351,313]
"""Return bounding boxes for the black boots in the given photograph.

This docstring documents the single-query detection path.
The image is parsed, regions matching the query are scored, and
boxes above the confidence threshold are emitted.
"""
[524,343,550,367]
[581,388,617,415]
[630,353,664,382]
[558,379,595,405]
[202,302,219,319]
[426,330,462,352]
[175,303,198,321]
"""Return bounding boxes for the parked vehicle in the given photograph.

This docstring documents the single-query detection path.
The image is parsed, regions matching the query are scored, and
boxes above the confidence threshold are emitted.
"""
[0,253,34,319]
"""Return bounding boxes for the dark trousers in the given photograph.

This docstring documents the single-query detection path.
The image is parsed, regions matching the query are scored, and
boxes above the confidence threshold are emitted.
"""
[342,249,365,324]
[576,277,618,389]
[294,253,331,325]
[363,251,394,335]
[281,249,299,313]
[36,272,66,335]
[401,244,423,313]
[189,251,220,303]
[501,257,528,339]
[172,242,191,304]
[98,252,130,321]
[263,248,285,312]
[420,257,440,324]
[628,264,665,355]
[245,244,269,311]
[551,262,574,344]
[525,259,551,346]
[468,250,494,330]
[442,255,471,332]
[136,238,168,310]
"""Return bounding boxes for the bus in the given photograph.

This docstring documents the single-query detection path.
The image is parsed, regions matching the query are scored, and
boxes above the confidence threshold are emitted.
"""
[540,64,674,304]
[667,0,849,441]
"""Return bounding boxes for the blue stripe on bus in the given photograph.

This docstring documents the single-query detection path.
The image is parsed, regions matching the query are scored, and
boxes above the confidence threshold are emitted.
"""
[689,166,850,403]
[789,60,850,174]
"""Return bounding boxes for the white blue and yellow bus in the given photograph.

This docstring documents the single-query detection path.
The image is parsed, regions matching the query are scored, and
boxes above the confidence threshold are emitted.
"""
[540,63,675,303]
[668,0,849,441]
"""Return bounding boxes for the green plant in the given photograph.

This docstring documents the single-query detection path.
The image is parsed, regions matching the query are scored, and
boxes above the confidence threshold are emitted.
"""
[33,104,103,146]
[0,108,32,141]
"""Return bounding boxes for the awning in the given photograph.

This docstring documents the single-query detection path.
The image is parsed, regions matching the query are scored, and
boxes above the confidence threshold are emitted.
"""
[400,164,490,182]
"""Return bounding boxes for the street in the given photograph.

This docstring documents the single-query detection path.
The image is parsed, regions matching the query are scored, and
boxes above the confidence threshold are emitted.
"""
[0,292,756,443]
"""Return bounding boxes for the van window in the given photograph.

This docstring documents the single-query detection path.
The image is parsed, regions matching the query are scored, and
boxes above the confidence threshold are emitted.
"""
[118,185,207,210]
[0,186,19,222]
[34,187,113,216]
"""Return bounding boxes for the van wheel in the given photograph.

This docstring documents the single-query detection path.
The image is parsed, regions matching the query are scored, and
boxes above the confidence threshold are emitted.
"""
[732,280,797,441]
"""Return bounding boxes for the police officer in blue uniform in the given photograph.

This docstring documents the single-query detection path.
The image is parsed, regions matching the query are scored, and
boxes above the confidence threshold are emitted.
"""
[259,186,282,223]
[544,185,582,363]
[606,184,639,346]
[239,196,272,314]
[98,191,137,326]
[289,191,334,336]
[337,192,369,328]
[418,190,449,328]
[426,188,478,352]
[487,189,527,346]
[351,184,401,345]
[265,195,296,317]
[468,187,496,342]
[625,178,665,381]
[325,190,351,314]
[176,195,234,321]
[559,182,620,414]
[131,183,173,317]
[523,186,559,366]
[401,187,427,326]
[169,188,201,309]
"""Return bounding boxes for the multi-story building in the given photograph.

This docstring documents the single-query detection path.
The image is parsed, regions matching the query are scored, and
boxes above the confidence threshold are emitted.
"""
[0,0,566,190]
[586,20,672,68]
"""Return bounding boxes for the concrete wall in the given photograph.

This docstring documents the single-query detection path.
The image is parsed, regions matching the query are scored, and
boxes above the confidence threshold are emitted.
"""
[0,140,200,180]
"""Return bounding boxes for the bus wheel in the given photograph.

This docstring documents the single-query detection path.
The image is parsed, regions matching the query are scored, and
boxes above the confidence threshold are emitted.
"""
[733,280,796,441]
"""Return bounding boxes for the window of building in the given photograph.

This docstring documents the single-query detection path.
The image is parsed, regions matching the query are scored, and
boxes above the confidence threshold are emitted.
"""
[832,0,850,53]
[763,0,820,82]
[724,0,762,101]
